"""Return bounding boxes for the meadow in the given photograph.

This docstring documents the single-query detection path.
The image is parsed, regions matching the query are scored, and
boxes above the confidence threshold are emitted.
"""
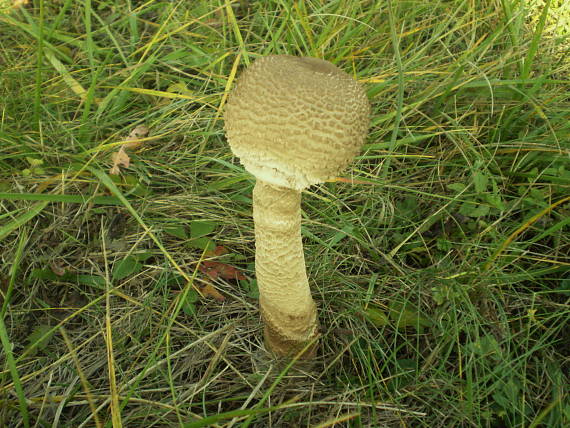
[0,1,569,427]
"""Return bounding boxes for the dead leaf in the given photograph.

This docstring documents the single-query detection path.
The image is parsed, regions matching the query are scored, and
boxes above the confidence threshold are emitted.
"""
[109,125,149,174]
[199,260,246,281]
[199,261,220,279]
[123,125,149,150]
[199,246,247,281]
[109,146,130,175]
[197,282,225,302]
[218,262,246,281]
[209,245,229,257]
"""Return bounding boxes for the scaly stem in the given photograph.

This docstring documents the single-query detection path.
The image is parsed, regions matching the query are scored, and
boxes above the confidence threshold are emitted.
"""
[253,180,318,357]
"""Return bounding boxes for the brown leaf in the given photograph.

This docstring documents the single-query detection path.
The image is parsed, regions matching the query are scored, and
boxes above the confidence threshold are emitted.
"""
[198,282,225,302]
[199,262,219,279]
[216,263,247,281]
[200,246,246,285]
[123,125,149,150]
[108,125,149,174]
[206,245,229,257]
[109,146,130,175]
[199,259,246,281]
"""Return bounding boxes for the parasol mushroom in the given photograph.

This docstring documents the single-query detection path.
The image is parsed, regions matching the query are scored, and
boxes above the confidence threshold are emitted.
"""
[224,55,370,357]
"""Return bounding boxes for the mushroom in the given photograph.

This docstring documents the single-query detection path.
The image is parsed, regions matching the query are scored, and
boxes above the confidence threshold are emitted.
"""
[224,55,370,357]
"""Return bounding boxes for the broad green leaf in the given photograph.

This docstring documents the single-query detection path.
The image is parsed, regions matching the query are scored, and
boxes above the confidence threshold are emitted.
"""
[183,302,196,315]
[164,226,188,239]
[466,335,501,360]
[484,193,506,211]
[448,182,467,192]
[469,204,490,217]
[30,268,60,282]
[182,289,200,315]
[187,237,216,252]
[460,202,490,217]
[186,288,200,303]
[26,157,43,167]
[76,275,106,288]
[329,225,354,247]
[396,358,418,371]
[240,279,259,299]
[134,252,154,262]
[363,306,389,327]
[431,287,446,306]
[30,269,106,289]
[112,256,143,281]
[388,301,431,331]
[157,272,186,289]
[190,220,216,238]
[473,170,488,193]
[23,324,54,355]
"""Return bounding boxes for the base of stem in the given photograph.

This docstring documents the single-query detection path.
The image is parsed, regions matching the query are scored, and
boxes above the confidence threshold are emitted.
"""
[260,303,319,359]
[263,325,319,359]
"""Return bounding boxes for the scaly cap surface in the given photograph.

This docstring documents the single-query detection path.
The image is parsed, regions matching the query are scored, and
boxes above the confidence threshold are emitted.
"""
[224,55,370,190]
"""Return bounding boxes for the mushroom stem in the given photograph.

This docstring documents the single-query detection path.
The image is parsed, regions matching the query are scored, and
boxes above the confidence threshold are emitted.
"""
[253,180,318,356]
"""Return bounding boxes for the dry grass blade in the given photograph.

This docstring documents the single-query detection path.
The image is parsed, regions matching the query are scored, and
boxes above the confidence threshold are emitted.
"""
[310,412,361,428]
[60,328,103,428]
[0,1,568,426]
[101,224,122,428]
[485,195,570,270]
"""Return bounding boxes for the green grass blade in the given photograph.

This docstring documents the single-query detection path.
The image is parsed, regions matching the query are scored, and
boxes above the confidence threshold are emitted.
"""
[241,341,317,428]
[0,228,28,317]
[522,0,551,80]
[382,0,404,179]
[0,201,48,242]
[0,316,30,428]
[183,404,287,428]
[0,192,121,205]
[87,167,187,277]
[33,0,45,127]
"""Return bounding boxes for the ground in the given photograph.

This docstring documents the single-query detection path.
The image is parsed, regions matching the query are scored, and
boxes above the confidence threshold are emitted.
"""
[0,1,569,427]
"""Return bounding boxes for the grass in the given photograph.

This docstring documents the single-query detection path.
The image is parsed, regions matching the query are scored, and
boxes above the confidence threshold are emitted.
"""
[0,0,569,426]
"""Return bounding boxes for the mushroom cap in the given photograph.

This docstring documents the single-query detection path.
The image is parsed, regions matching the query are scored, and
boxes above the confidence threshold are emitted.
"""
[224,55,370,190]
